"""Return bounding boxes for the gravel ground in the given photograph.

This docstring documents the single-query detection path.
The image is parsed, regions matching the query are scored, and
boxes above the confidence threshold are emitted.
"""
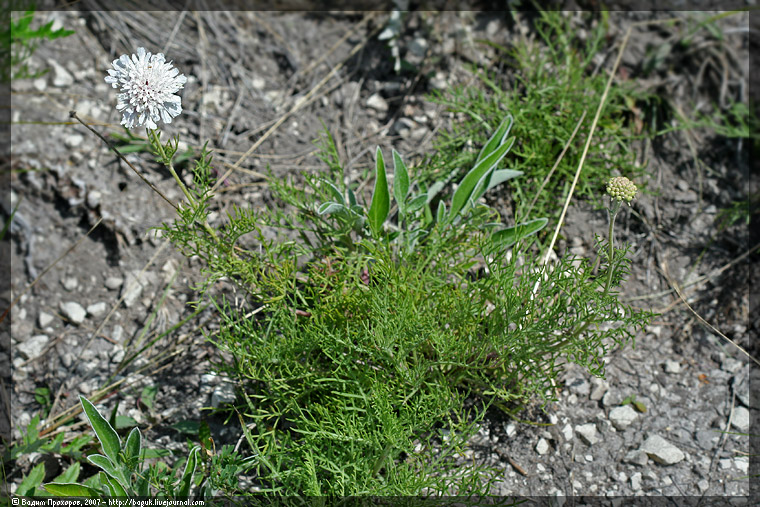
[4,8,757,499]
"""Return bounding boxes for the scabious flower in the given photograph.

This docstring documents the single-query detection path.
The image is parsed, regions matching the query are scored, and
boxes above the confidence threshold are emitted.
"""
[105,47,187,130]
[606,176,637,205]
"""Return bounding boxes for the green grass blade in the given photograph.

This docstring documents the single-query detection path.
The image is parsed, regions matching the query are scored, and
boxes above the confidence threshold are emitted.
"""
[475,115,513,164]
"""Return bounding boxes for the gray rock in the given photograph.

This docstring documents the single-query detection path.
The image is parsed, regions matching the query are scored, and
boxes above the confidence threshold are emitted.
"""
[589,377,608,401]
[121,271,147,308]
[731,406,749,433]
[105,276,123,290]
[630,472,642,491]
[17,334,49,360]
[86,302,108,318]
[366,93,388,113]
[697,479,709,493]
[639,435,685,465]
[38,311,54,328]
[575,423,600,445]
[561,423,573,441]
[211,383,236,409]
[61,352,74,368]
[664,360,681,374]
[623,449,648,466]
[567,377,590,396]
[409,37,428,58]
[48,59,74,87]
[60,301,86,324]
[64,134,84,149]
[535,438,550,455]
[609,405,638,430]
[61,277,78,291]
[731,371,749,408]
[695,429,719,450]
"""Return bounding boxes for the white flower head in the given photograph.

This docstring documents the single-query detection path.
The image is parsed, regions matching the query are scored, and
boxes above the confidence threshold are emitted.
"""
[105,47,187,130]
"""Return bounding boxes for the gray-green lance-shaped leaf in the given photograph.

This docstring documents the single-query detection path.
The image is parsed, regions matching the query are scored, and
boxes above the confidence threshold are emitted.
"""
[489,218,548,249]
[80,396,121,466]
[368,147,390,236]
[475,115,514,165]
[392,149,409,214]
[87,454,122,482]
[322,180,345,204]
[179,446,201,497]
[436,200,447,223]
[406,193,428,214]
[449,136,515,222]
[43,482,102,498]
[317,202,345,216]
[472,169,524,202]
[123,427,142,470]
[101,472,128,497]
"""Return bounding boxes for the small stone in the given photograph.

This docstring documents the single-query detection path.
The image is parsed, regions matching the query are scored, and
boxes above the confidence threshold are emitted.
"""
[664,360,681,374]
[697,479,709,493]
[630,472,642,491]
[430,71,448,90]
[735,457,749,473]
[64,134,84,148]
[121,271,147,308]
[111,324,123,343]
[408,37,428,58]
[575,423,600,445]
[17,334,49,360]
[623,450,648,466]
[111,347,125,364]
[567,377,590,396]
[48,59,74,87]
[589,377,608,401]
[609,405,638,430]
[60,301,86,324]
[251,77,265,90]
[86,302,107,318]
[536,438,549,455]
[33,78,47,91]
[105,277,123,290]
[719,458,732,470]
[86,190,101,209]
[562,423,573,441]
[211,382,236,408]
[695,429,719,450]
[61,352,74,368]
[584,454,593,462]
[730,406,749,432]
[639,435,685,465]
[504,423,516,438]
[366,93,388,113]
[38,312,54,328]
[61,277,78,291]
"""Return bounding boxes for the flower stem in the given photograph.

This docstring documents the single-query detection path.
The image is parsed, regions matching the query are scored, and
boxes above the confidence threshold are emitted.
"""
[147,129,219,244]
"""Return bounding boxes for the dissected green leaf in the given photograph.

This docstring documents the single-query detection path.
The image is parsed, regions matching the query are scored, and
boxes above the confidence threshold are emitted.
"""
[17,462,45,496]
[51,462,80,484]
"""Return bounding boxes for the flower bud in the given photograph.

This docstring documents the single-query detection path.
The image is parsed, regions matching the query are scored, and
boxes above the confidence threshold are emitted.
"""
[606,176,637,204]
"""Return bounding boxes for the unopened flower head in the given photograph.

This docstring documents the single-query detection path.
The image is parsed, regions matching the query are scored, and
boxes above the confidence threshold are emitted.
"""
[105,47,187,130]
[606,176,637,204]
